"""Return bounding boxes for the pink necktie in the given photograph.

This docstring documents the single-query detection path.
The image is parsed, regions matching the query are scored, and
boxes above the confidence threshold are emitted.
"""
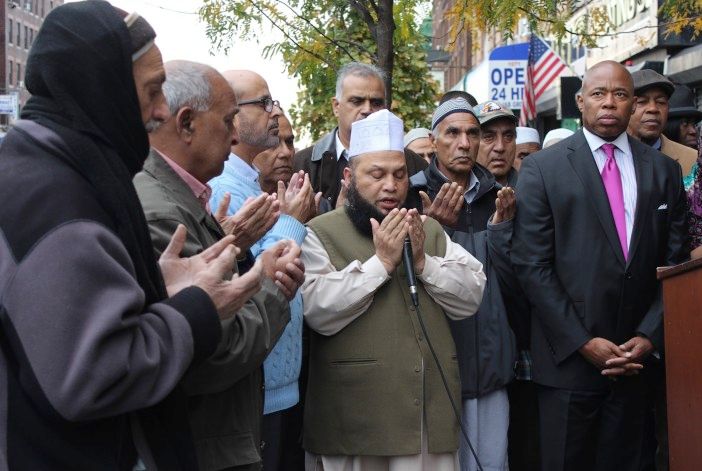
[600,143,628,260]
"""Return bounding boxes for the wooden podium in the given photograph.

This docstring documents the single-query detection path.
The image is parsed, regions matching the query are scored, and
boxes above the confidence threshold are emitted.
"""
[657,257,702,470]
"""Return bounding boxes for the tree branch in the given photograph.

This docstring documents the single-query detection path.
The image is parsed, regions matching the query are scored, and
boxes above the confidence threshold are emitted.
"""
[335,37,375,57]
[349,0,376,29]
[247,0,334,67]
[273,0,357,61]
[517,7,702,40]
[367,0,379,17]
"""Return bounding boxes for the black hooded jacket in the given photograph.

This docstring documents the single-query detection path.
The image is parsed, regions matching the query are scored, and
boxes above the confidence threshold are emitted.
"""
[409,160,519,398]
[0,2,220,469]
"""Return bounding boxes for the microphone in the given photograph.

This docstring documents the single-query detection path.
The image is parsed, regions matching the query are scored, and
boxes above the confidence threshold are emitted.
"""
[403,236,419,307]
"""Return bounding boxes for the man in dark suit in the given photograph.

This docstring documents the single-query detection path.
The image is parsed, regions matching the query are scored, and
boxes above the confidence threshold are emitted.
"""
[293,62,427,209]
[511,61,688,471]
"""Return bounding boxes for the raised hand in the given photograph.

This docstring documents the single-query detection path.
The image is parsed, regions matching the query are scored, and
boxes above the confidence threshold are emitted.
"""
[407,209,426,274]
[214,192,279,252]
[278,171,318,223]
[259,240,305,300]
[493,186,516,224]
[371,208,409,274]
[159,225,263,320]
[336,179,349,209]
[419,181,464,227]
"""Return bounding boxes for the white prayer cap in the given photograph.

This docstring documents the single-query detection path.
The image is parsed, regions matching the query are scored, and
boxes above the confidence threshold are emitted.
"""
[348,109,404,158]
[404,127,431,147]
[543,128,574,148]
[516,127,540,145]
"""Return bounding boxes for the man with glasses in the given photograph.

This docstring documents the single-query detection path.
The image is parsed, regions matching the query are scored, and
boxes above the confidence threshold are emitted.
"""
[210,70,318,253]
[294,61,428,209]
[210,71,317,471]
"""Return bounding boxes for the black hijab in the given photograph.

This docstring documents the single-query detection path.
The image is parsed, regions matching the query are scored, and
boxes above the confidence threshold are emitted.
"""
[21,0,165,304]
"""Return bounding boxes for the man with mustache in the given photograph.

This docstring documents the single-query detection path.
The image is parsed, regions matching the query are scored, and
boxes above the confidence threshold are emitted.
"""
[627,69,696,176]
[210,73,318,470]
[409,98,523,471]
[512,60,688,470]
[475,101,519,188]
[0,3,266,469]
[135,61,306,471]
[301,109,486,470]
[210,70,318,257]
[251,112,312,470]
[626,68,697,471]
[294,62,427,209]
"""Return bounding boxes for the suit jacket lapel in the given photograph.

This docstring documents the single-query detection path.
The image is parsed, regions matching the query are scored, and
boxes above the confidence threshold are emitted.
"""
[626,136,652,268]
[567,130,626,266]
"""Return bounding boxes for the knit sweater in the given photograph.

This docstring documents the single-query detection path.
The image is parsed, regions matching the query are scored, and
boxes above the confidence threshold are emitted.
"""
[210,153,305,414]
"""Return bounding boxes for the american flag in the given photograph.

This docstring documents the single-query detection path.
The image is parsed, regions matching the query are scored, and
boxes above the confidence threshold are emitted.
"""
[519,34,567,126]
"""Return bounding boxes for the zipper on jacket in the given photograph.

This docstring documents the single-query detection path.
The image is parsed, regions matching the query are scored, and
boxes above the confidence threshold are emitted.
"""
[466,203,481,395]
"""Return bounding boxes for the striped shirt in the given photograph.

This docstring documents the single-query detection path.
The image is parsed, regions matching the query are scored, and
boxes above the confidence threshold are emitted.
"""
[582,128,637,247]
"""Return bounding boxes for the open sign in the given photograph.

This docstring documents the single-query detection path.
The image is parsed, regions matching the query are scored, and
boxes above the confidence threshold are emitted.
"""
[489,43,529,110]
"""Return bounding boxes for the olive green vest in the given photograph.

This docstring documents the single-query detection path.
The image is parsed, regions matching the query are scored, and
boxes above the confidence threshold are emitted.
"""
[304,208,461,456]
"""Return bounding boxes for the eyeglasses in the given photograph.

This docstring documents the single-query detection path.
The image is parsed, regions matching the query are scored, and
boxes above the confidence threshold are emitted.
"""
[237,96,281,113]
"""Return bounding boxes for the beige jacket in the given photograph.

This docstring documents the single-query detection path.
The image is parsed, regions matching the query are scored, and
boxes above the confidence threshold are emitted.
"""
[661,134,697,176]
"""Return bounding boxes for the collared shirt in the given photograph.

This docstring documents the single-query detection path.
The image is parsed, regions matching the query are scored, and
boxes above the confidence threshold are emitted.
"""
[435,167,481,204]
[226,152,260,184]
[334,131,347,161]
[154,147,212,212]
[464,171,480,204]
[652,137,662,151]
[582,128,637,247]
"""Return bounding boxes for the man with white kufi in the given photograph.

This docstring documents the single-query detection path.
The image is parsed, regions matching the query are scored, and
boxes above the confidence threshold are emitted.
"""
[515,126,541,171]
[301,109,486,470]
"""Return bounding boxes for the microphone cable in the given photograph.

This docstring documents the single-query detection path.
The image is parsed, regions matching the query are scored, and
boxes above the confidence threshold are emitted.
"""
[404,237,484,471]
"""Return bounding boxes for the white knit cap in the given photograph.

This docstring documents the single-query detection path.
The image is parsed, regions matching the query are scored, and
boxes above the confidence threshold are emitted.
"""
[543,128,574,148]
[516,126,540,145]
[348,109,404,158]
[431,98,475,131]
[404,127,431,147]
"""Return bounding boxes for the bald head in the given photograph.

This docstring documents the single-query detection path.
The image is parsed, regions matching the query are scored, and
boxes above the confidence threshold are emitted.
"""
[222,69,282,161]
[576,60,636,140]
[582,61,634,92]
[222,70,266,99]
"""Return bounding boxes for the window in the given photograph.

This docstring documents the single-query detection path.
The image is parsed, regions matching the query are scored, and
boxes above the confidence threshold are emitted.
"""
[24,25,28,49]
[29,28,33,47]
[16,22,20,45]
[8,19,12,44]
[9,61,13,86]
[17,63,21,85]
[41,0,45,17]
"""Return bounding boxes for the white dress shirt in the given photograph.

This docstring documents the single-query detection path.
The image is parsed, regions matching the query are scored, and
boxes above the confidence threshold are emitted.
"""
[582,128,638,247]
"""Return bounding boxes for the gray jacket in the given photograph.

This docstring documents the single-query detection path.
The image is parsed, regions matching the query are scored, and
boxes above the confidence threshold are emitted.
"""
[134,150,290,470]
[409,162,518,398]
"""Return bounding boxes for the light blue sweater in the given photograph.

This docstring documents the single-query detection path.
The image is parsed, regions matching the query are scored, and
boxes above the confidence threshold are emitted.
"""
[210,154,305,414]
